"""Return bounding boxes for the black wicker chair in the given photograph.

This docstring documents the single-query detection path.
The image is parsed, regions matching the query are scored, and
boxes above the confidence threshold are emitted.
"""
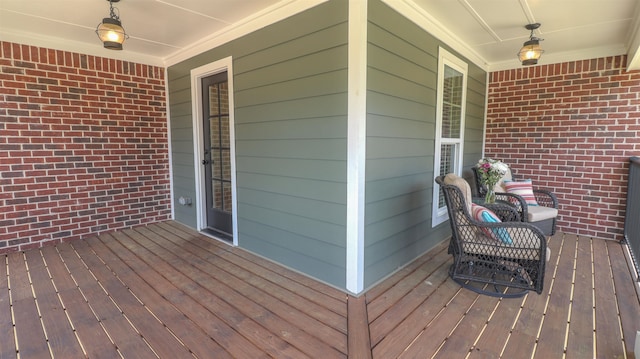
[436,174,549,297]
[472,166,559,236]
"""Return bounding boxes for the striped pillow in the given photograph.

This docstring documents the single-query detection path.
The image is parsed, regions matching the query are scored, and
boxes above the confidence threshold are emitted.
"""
[470,203,513,244]
[504,179,538,206]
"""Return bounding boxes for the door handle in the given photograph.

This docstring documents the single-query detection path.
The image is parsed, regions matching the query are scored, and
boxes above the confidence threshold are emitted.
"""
[202,159,209,165]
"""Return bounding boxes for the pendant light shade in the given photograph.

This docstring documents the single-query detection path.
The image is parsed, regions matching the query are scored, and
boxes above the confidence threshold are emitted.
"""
[96,0,128,50]
[517,23,544,66]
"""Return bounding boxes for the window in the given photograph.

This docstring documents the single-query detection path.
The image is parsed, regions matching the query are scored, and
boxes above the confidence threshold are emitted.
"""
[432,48,468,226]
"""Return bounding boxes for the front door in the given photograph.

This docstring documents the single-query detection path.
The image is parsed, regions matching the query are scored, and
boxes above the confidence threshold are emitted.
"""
[201,72,233,241]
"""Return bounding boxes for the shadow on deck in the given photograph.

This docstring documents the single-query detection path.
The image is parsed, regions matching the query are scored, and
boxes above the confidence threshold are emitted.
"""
[1,221,638,358]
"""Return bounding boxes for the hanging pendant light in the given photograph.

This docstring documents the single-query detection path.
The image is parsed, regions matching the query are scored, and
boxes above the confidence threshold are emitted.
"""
[517,23,544,66]
[96,0,129,50]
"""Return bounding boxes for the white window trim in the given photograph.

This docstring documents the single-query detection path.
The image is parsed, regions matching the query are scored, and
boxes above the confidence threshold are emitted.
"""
[432,47,468,227]
[190,57,239,246]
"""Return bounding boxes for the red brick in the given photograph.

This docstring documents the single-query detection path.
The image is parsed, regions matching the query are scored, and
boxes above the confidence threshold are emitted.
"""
[487,55,636,240]
[0,40,170,253]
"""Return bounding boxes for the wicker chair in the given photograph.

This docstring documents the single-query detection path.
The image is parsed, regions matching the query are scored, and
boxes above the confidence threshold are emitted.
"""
[436,173,549,297]
[472,166,559,236]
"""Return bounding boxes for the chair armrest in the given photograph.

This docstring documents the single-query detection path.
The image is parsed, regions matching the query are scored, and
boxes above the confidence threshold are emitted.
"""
[533,189,558,209]
[508,168,558,209]
[495,192,528,222]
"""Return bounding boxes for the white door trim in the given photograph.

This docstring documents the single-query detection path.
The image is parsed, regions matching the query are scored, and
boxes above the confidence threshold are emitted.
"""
[190,56,238,246]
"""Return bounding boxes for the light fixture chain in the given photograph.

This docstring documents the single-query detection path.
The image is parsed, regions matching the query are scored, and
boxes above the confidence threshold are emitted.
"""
[109,0,121,22]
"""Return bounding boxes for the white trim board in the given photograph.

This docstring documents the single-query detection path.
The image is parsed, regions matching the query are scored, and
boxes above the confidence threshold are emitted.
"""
[346,0,368,295]
[165,67,176,221]
[164,0,329,67]
[189,56,239,247]
[382,0,488,72]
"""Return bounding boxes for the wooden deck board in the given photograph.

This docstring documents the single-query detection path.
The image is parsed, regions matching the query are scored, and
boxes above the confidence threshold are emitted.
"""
[399,286,479,358]
[347,295,372,359]
[86,232,257,359]
[608,240,640,358]
[371,278,461,358]
[533,233,578,358]
[40,246,120,358]
[432,292,501,358]
[592,237,627,358]
[162,221,348,307]
[121,226,345,358]
[565,235,595,358]
[23,249,85,359]
[1,222,638,359]
[53,241,159,359]
[364,241,449,305]
[501,305,541,358]
[0,255,17,358]
[74,237,196,359]
[466,294,524,358]
[501,232,563,358]
[368,255,451,346]
[157,222,348,319]
[7,251,50,359]
[140,224,348,339]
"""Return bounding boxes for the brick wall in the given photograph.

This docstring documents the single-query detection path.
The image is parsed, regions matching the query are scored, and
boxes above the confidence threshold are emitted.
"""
[486,55,640,240]
[0,41,171,253]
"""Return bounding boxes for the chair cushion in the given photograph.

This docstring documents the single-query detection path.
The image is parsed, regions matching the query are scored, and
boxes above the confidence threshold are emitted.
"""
[494,167,512,193]
[471,204,513,244]
[504,179,538,205]
[527,205,559,222]
[444,173,472,215]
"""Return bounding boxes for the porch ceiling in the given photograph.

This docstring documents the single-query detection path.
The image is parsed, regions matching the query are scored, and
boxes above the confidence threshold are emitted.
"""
[1,0,639,70]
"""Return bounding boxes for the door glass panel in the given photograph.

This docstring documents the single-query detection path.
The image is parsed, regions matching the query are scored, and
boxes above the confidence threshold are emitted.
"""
[223,182,232,212]
[220,116,230,147]
[219,82,229,114]
[212,180,223,210]
[210,118,220,148]
[222,149,231,181]
[212,148,222,179]
[209,85,220,115]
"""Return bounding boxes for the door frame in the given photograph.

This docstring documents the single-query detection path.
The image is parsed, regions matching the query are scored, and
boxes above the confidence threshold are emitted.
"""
[190,57,238,246]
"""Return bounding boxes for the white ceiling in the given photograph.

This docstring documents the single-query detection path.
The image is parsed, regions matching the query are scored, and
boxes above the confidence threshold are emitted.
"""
[1,0,640,71]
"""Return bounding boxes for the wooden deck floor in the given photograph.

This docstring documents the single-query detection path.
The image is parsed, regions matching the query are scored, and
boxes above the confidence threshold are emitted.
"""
[1,221,638,358]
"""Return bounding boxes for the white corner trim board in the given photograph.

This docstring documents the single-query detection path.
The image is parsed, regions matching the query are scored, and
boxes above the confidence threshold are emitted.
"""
[346,0,367,295]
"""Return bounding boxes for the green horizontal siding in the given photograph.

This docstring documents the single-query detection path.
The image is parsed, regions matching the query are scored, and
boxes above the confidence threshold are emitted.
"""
[167,0,487,292]
[363,0,486,289]
[167,0,349,289]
